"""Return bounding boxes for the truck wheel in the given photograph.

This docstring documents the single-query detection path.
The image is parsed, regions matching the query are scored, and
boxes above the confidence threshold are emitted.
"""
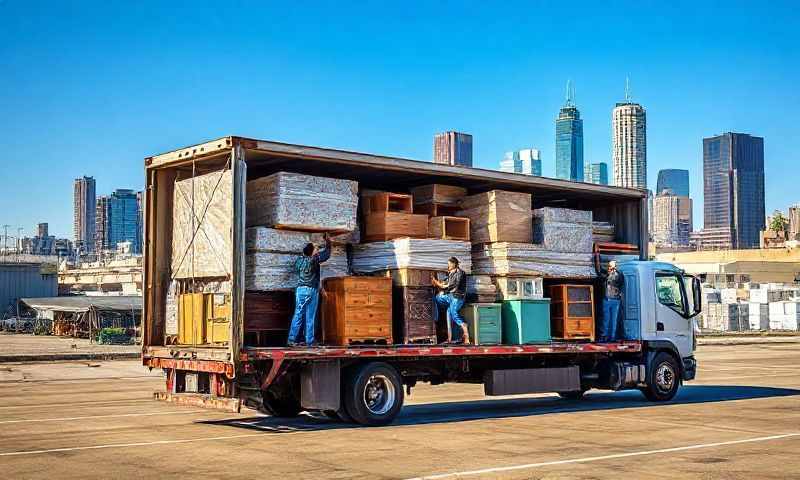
[558,389,587,400]
[343,362,404,426]
[262,390,302,417]
[642,352,680,402]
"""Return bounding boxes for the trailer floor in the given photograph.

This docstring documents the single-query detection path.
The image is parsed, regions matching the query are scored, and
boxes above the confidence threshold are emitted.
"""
[1,344,799,479]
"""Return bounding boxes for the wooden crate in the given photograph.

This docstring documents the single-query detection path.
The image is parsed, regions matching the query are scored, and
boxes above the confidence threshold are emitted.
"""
[428,216,470,241]
[410,184,467,206]
[362,192,413,215]
[322,277,393,345]
[393,286,436,344]
[244,291,294,346]
[461,303,502,345]
[363,212,428,242]
[379,268,434,287]
[549,284,595,341]
[413,203,462,217]
[457,190,532,244]
[502,299,551,344]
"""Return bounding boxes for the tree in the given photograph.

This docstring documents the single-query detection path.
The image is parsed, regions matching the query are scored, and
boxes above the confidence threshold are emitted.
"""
[770,210,788,233]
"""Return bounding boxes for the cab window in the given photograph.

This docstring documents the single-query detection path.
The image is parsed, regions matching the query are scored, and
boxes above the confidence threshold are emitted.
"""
[656,273,685,315]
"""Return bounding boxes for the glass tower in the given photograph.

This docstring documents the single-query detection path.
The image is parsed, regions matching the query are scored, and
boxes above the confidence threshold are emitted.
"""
[584,162,609,185]
[501,149,541,176]
[555,106,584,181]
[656,169,690,196]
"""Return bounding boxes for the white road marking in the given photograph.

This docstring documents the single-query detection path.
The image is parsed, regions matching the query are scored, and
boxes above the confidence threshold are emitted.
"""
[403,433,800,480]
[699,372,800,381]
[0,410,209,424]
[0,399,151,410]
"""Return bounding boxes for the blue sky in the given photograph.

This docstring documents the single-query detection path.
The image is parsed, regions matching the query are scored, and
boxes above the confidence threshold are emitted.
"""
[2,1,798,238]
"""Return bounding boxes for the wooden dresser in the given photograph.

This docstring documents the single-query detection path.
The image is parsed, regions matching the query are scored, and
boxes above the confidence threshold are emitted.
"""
[549,284,595,341]
[322,277,393,345]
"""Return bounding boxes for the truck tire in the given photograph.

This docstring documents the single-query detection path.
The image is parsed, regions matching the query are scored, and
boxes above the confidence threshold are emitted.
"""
[262,390,302,417]
[641,352,680,402]
[343,362,404,426]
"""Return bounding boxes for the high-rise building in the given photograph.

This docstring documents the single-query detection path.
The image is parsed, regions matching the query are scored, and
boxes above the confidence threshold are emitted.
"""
[612,85,647,189]
[584,162,609,185]
[701,132,765,249]
[656,169,690,197]
[95,195,110,254]
[789,204,800,241]
[37,223,48,238]
[95,189,143,255]
[652,192,693,247]
[73,176,96,254]
[500,148,541,176]
[433,131,473,167]
[555,82,583,181]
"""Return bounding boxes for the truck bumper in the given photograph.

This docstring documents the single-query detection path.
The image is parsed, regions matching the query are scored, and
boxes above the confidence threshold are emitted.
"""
[682,356,697,381]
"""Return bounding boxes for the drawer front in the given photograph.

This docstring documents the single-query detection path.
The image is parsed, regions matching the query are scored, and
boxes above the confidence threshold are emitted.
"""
[565,318,593,335]
[345,293,391,308]
[343,277,390,292]
[345,324,391,337]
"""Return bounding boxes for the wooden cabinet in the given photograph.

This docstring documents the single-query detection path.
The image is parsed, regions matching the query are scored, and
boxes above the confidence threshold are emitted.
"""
[177,293,230,346]
[244,291,294,347]
[461,303,502,345]
[322,277,393,345]
[393,286,436,344]
[501,299,551,344]
[549,284,595,341]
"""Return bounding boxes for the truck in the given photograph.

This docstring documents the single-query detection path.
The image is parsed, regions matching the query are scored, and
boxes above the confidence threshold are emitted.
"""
[142,136,701,426]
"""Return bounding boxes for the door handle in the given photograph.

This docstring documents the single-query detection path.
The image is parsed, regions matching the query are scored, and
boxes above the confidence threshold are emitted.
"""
[656,322,664,332]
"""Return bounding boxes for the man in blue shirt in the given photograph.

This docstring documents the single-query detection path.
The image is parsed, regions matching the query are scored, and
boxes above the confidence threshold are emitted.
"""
[287,233,331,347]
[431,257,469,345]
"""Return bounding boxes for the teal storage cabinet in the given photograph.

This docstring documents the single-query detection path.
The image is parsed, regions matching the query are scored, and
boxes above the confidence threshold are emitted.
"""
[462,303,502,345]
[502,299,551,344]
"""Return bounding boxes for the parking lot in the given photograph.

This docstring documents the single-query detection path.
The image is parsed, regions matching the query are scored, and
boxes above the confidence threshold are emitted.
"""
[1,343,799,479]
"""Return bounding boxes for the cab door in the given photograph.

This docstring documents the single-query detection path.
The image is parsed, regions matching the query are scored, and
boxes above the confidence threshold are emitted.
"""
[653,271,693,358]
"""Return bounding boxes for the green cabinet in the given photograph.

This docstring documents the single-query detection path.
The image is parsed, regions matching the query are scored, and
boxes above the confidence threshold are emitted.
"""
[462,303,502,345]
[502,299,551,344]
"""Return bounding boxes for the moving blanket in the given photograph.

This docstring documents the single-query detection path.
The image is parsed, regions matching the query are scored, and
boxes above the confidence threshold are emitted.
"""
[472,242,595,278]
[532,207,593,253]
[246,172,358,232]
[352,238,472,274]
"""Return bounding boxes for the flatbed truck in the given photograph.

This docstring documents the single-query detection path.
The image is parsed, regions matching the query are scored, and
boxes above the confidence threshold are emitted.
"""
[142,136,700,426]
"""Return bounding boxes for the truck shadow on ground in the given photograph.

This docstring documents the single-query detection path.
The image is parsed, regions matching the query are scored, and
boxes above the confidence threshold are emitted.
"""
[198,384,800,433]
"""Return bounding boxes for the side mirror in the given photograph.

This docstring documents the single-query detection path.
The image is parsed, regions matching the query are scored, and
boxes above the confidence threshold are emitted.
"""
[691,276,702,317]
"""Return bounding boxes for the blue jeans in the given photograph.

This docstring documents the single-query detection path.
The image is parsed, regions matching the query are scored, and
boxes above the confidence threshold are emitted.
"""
[434,293,466,339]
[601,297,621,342]
[288,286,320,345]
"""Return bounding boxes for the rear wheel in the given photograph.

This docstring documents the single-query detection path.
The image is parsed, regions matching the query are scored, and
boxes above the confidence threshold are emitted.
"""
[343,362,404,426]
[641,352,680,402]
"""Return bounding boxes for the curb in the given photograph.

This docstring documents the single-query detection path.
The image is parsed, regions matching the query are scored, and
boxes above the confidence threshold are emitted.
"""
[0,352,140,363]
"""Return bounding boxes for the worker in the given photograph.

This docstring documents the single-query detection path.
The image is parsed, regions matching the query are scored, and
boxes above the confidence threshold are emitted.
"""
[431,257,469,345]
[287,233,331,347]
[594,254,624,342]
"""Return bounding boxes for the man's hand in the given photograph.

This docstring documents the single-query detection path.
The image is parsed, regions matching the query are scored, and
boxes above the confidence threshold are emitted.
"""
[323,232,330,242]
[430,273,440,288]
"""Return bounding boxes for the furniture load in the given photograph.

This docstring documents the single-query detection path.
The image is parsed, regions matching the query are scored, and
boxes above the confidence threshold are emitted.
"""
[362,191,429,241]
[494,276,544,300]
[457,190,532,244]
[322,276,393,345]
[244,291,294,346]
[393,286,437,344]
[428,216,470,241]
[379,268,434,287]
[178,292,231,345]
[461,303,502,345]
[501,299,551,344]
[548,284,595,341]
[411,184,467,217]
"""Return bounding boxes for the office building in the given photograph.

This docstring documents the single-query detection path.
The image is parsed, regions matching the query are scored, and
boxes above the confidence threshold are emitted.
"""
[656,169,690,197]
[37,223,49,238]
[702,132,765,249]
[95,189,143,255]
[612,87,647,188]
[555,83,584,181]
[95,195,110,254]
[500,148,541,176]
[433,131,473,167]
[73,176,96,254]
[584,162,609,185]
[652,192,693,247]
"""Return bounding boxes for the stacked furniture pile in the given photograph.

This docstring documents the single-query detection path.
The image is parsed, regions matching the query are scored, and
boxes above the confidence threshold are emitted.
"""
[244,172,359,345]
[592,221,616,243]
[705,303,749,331]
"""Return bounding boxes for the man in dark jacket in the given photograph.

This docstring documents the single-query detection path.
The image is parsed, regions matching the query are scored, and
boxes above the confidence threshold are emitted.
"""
[287,233,331,347]
[594,254,624,342]
[431,257,469,344]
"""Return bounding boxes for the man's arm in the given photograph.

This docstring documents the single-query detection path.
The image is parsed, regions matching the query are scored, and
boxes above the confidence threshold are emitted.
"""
[593,253,607,276]
[317,235,332,263]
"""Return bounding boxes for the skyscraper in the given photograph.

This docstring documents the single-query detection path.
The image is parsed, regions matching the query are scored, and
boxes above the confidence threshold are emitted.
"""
[656,169,690,196]
[555,82,584,181]
[73,176,96,254]
[500,148,541,176]
[433,131,473,167]
[95,195,110,254]
[612,83,647,189]
[584,162,609,185]
[653,192,693,247]
[701,132,765,249]
[96,189,143,255]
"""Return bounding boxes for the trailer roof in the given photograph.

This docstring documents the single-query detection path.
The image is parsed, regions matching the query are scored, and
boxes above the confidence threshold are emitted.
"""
[147,136,647,204]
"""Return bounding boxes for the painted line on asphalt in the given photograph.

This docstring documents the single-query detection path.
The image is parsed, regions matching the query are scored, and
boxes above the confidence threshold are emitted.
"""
[0,410,209,424]
[700,372,800,381]
[404,433,800,480]
[0,433,267,457]
[0,399,152,410]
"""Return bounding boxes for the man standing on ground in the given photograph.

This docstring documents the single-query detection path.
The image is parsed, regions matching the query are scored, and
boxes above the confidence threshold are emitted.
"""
[594,255,624,342]
[431,257,469,344]
[287,233,331,347]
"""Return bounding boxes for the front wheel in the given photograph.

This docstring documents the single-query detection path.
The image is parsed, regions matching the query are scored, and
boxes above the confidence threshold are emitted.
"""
[641,352,680,402]
[343,362,404,426]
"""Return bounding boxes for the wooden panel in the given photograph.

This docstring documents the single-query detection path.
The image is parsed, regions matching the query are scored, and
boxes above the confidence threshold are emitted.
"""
[322,277,393,345]
[457,190,532,244]
[410,184,467,205]
[362,192,413,215]
[428,216,470,241]
[413,203,461,217]
[393,286,436,344]
[363,212,429,242]
[378,268,434,287]
[548,284,595,341]
[244,291,293,332]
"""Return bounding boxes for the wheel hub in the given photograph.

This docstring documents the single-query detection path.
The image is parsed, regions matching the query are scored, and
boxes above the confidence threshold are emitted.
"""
[655,362,676,393]
[363,374,396,415]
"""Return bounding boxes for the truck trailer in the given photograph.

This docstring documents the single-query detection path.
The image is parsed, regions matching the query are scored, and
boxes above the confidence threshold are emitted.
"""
[142,136,701,426]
